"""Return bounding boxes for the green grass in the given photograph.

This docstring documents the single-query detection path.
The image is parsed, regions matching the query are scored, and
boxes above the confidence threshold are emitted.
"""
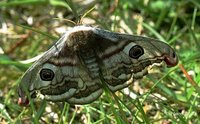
[0,0,200,123]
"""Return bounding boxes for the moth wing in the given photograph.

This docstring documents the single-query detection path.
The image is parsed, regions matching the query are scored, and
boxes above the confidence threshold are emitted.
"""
[19,34,103,105]
[92,28,178,92]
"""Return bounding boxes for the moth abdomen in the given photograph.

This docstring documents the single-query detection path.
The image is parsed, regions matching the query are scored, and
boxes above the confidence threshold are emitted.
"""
[78,46,101,79]
[82,56,100,78]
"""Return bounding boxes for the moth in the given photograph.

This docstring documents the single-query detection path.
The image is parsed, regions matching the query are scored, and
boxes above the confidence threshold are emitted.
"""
[18,25,178,105]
